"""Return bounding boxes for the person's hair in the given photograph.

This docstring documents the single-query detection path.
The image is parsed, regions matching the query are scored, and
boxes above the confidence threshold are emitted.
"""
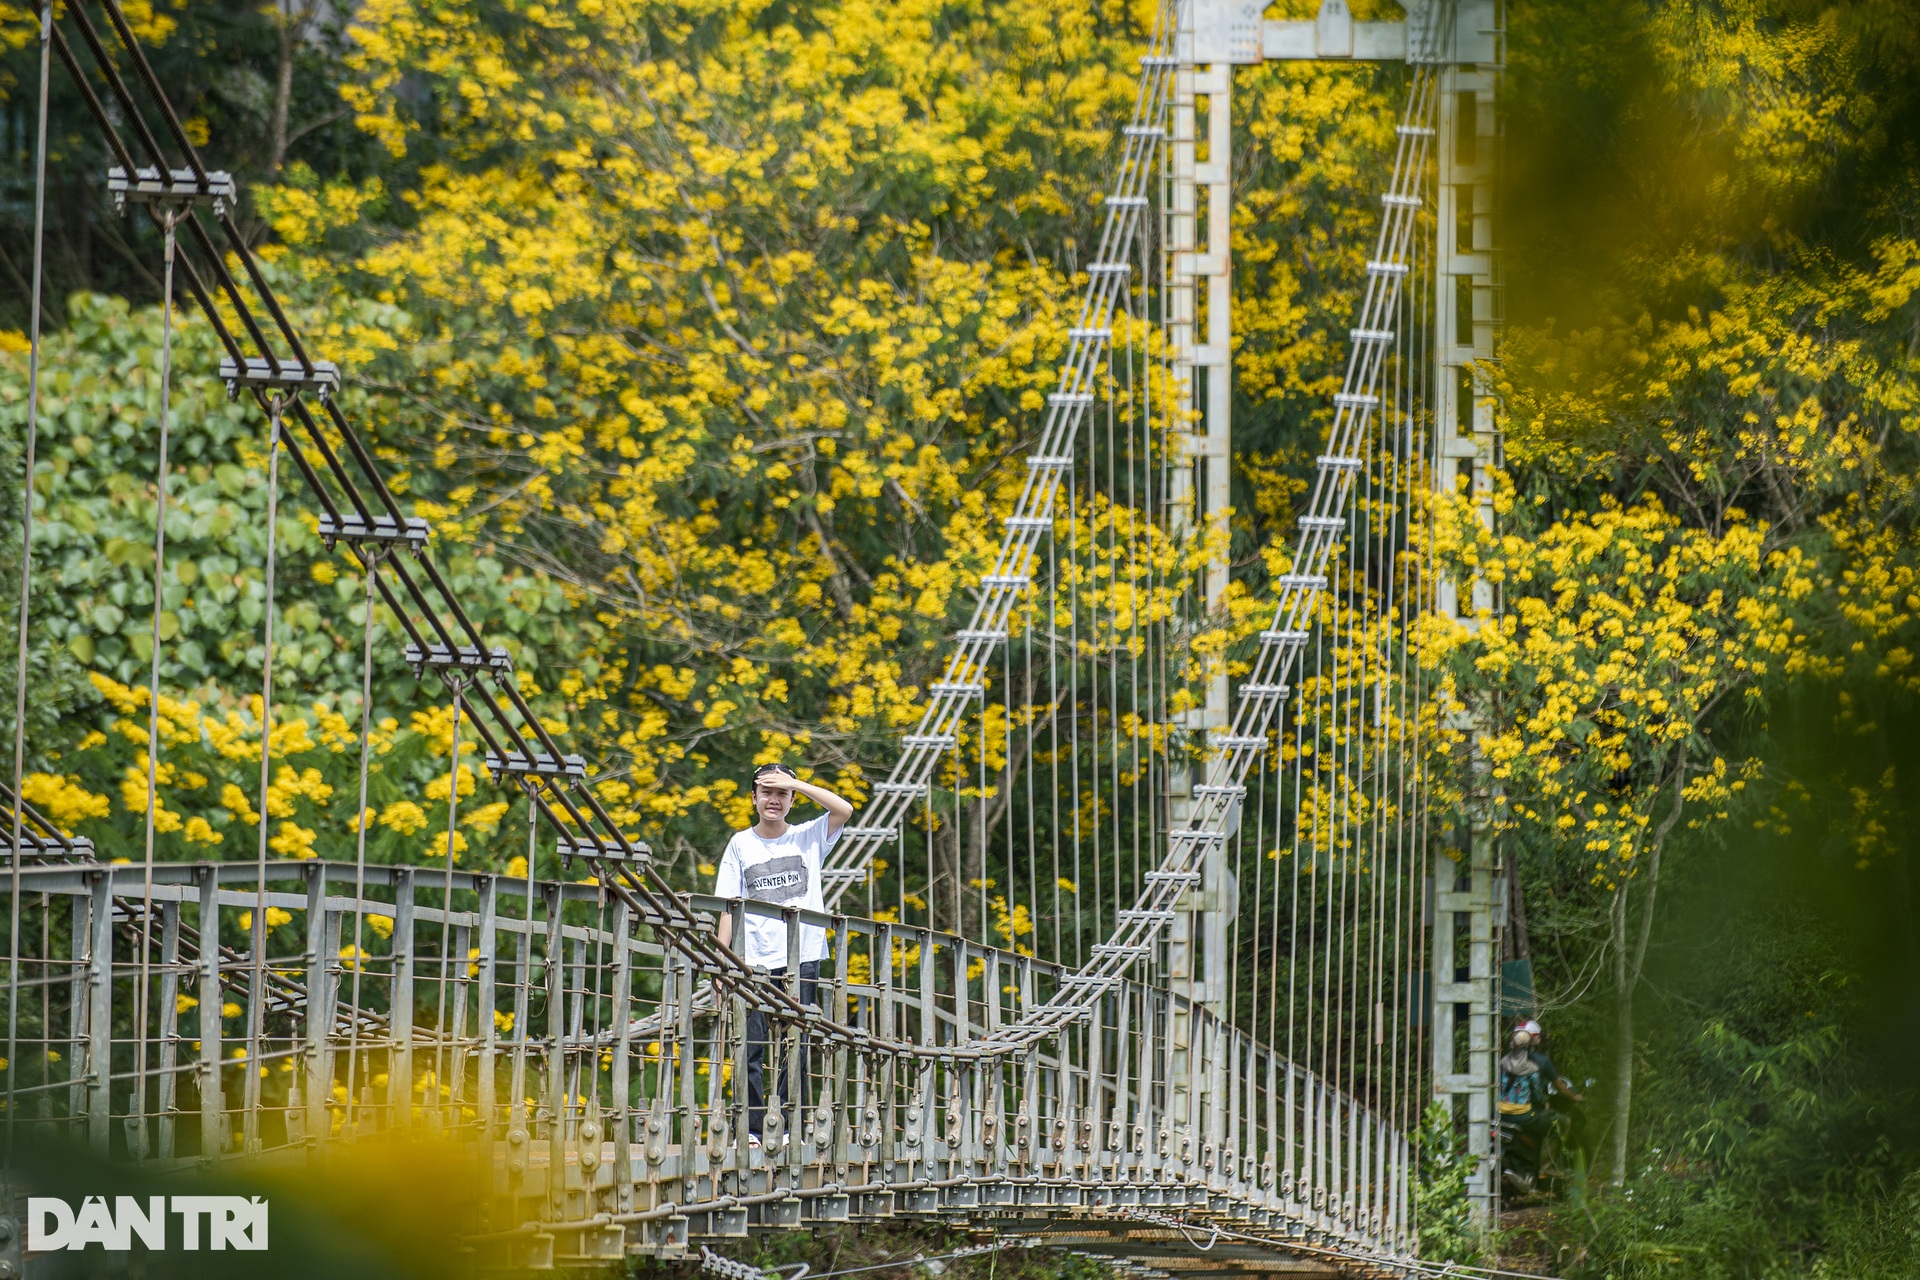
[751,763,795,791]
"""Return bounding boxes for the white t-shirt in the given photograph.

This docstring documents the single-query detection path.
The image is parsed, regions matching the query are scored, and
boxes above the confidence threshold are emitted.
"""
[713,814,839,969]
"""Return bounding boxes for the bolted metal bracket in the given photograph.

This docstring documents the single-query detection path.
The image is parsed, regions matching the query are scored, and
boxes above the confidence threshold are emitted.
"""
[404,639,512,679]
[556,831,652,869]
[484,749,587,781]
[219,355,342,401]
[107,165,237,214]
[321,512,430,554]
[0,832,96,859]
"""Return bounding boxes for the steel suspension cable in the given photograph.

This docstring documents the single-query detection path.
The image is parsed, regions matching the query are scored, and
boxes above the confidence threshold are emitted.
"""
[339,549,384,1130]
[434,680,468,1122]
[134,207,184,1160]
[5,0,55,1177]
[244,391,287,1153]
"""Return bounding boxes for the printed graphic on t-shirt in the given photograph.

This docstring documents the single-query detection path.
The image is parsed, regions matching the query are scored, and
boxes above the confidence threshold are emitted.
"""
[743,854,809,904]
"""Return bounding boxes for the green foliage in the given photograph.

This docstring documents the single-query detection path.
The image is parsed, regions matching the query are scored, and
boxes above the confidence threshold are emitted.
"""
[0,0,388,330]
[0,345,87,766]
[0,290,592,871]
[1416,1101,1482,1266]
[1553,909,1915,1279]
[1812,1170,1920,1280]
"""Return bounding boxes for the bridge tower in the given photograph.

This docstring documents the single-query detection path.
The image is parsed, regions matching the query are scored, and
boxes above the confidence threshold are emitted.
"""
[1164,0,1507,1226]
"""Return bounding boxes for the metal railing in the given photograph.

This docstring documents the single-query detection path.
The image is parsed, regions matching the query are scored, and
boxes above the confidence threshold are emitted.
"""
[0,860,1411,1264]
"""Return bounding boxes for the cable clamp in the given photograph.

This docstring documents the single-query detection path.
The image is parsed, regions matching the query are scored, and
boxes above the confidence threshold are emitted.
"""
[404,641,513,678]
[1212,734,1267,750]
[320,512,430,553]
[483,749,586,780]
[557,832,652,868]
[1,832,96,860]
[929,680,987,697]
[106,165,236,214]
[902,734,958,751]
[219,355,342,401]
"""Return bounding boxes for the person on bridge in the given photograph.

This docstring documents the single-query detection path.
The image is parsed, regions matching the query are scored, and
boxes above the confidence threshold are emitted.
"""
[713,763,854,1147]
[1498,1019,1585,1193]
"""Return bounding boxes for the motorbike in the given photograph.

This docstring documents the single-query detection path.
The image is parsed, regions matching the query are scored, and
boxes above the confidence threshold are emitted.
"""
[1497,1077,1593,1198]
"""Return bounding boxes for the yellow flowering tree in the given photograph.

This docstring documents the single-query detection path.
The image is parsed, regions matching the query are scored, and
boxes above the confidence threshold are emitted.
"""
[1424,478,1827,1178]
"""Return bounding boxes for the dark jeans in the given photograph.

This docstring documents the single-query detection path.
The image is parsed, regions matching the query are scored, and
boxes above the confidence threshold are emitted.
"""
[744,961,819,1138]
[1506,1108,1556,1176]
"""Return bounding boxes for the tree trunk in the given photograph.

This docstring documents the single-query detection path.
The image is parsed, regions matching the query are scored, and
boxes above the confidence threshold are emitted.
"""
[1609,882,1632,1186]
[1608,757,1686,1187]
[270,3,297,175]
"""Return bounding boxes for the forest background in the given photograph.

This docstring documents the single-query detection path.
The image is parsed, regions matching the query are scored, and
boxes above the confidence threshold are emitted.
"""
[2,0,1918,1275]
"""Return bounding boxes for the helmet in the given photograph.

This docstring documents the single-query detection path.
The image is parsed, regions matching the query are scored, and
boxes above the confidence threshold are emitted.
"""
[1511,1018,1542,1048]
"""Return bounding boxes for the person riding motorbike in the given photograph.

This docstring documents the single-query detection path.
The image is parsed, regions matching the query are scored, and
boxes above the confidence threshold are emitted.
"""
[1498,1019,1584,1195]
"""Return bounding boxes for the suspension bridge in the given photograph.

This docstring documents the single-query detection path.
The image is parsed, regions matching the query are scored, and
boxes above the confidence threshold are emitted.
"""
[6,0,1512,1275]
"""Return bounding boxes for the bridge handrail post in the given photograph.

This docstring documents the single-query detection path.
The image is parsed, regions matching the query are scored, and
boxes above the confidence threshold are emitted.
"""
[302,860,331,1147]
[674,949,697,1180]
[84,872,111,1154]
[155,901,182,1159]
[607,896,633,1211]
[826,922,851,1175]
[196,867,223,1157]
[873,921,894,1177]
[1017,957,1036,1173]
[543,880,567,1220]
[915,928,935,1179]
[476,875,500,1138]
[391,867,417,1126]
[730,984,750,1176]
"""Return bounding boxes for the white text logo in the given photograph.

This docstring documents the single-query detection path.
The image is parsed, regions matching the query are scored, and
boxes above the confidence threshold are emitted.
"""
[27,1196,269,1251]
